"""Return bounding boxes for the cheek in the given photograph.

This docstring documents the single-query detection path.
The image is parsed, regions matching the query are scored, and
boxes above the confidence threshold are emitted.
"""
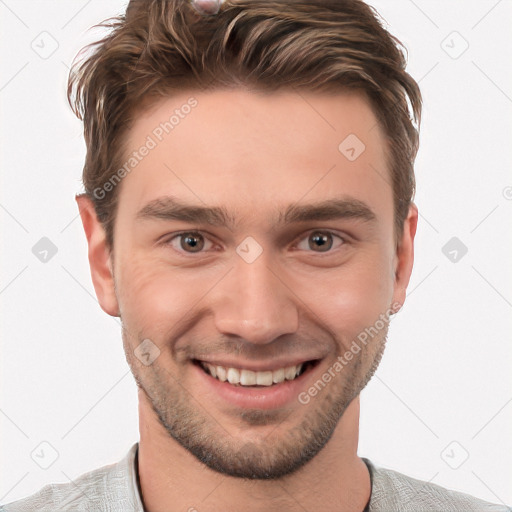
[115,255,203,336]
[294,251,394,340]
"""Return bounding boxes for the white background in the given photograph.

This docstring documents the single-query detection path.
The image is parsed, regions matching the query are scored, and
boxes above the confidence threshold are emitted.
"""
[1,0,511,507]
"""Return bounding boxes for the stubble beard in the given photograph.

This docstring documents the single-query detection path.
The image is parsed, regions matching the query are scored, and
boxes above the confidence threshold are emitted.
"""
[124,326,388,480]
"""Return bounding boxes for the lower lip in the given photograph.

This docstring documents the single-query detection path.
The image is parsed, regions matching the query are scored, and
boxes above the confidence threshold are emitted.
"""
[192,361,319,410]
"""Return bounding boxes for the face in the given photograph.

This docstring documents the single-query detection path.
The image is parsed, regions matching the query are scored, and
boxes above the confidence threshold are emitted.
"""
[81,88,416,479]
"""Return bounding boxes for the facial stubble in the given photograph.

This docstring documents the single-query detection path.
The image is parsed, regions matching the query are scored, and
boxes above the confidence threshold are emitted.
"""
[123,325,388,480]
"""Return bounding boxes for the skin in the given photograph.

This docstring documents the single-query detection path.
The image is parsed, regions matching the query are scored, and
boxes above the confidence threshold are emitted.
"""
[77,88,417,512]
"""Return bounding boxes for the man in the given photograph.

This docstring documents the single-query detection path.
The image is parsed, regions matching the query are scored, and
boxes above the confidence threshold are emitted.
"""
[3,0,510,510]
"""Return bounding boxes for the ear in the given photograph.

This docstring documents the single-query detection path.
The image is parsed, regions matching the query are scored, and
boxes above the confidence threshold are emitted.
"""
[76,194,120,317]
[391,203,418,313]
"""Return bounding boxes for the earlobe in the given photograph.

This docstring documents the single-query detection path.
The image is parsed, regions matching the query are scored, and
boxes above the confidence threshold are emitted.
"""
[391,203,418,311]
[75,194,120,317]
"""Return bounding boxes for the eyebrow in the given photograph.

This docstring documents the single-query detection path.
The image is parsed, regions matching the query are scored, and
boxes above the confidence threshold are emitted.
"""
[136,196,235,226]
[135,195,377,228]
[280,198,376,224]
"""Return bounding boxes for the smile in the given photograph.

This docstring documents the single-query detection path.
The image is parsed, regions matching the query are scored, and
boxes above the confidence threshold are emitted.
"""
[195,360,319,387]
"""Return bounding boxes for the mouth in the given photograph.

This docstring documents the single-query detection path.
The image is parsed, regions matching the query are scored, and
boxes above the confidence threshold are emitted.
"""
[192,357,325,410]
[193,359,321,387]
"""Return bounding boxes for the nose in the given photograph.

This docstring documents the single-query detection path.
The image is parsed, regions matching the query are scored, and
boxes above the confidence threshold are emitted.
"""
[212,253,299,345]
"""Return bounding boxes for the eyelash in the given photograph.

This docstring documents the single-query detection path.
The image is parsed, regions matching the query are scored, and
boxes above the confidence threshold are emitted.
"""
[161,230,347,256]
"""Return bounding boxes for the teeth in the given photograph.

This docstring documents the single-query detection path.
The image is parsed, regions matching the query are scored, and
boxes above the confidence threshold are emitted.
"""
[256,371,273,386]
[240,369,256,385]
[272,368,285,384]
[285,365,298,380]
[216,365,227,382]
[206,363,217,378]
[200,362,305,386]
[226,367,240,385]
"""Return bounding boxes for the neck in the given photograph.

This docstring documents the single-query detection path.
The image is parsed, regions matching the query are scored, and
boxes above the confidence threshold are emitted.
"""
[137,392,370,512]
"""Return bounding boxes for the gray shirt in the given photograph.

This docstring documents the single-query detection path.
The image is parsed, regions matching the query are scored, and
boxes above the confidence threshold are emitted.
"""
[2,443,510,511]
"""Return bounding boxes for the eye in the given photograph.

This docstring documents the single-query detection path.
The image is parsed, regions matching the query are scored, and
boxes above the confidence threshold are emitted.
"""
[295,230,345,253]
[166,231,214,253]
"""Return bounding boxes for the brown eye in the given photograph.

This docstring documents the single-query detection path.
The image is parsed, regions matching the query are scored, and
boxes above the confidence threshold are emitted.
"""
[308,231,332,252]
[296,230,344,253]
[180,232,205,252]
[165,231,215,255]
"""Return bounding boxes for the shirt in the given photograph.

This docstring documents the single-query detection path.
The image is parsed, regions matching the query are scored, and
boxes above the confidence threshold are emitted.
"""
[2,443,510,511]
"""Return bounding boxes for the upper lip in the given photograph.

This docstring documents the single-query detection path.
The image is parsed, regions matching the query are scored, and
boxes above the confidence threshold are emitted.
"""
[193,357,321,372]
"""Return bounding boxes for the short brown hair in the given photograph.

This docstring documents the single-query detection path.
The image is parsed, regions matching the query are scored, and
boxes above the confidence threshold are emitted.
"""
[68,0,421,249]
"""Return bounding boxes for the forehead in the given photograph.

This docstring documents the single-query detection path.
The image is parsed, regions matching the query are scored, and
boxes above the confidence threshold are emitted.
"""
[118,88,392,226]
